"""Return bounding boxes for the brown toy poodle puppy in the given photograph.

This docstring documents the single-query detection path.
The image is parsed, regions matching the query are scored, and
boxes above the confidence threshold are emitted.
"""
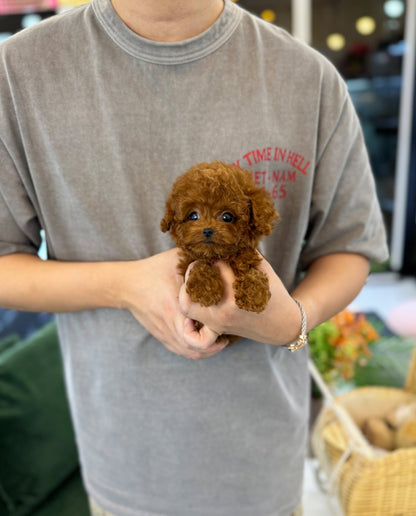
[161,161,279,320]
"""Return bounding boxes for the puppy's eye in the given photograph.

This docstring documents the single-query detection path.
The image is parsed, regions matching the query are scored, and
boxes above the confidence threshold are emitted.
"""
[221,212,234,223]
[188,211,200,221]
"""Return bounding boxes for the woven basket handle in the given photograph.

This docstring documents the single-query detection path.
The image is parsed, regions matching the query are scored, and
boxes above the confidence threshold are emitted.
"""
[309,359,375,459]
[405,346,416,394]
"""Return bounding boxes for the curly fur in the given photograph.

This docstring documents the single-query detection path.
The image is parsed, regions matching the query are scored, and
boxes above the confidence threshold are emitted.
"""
[161,161,279,329]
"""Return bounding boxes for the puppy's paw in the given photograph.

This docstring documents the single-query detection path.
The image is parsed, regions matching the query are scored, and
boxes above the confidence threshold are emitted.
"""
[186,262,224,307]
[233,269,271,313]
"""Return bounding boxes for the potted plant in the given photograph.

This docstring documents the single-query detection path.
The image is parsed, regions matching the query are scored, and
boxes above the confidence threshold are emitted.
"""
[309,310,379,390]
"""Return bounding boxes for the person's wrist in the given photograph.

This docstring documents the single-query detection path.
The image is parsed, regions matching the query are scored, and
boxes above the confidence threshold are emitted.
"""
[286,298,308,351]
[257,294,302,347]
[104,260,136,311]
[278,296,304,346]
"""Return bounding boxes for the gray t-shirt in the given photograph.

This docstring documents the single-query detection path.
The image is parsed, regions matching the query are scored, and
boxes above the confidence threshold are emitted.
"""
[0,1,388,515]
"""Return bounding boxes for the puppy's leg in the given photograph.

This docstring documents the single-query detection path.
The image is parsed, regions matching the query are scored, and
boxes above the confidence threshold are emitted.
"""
[230,251,271,313]
[233,268,271,313]
[186,261,224,307]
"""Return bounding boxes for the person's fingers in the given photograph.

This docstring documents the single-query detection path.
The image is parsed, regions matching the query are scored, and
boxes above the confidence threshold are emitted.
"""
[178,261,236,335]
[183,317,228,351]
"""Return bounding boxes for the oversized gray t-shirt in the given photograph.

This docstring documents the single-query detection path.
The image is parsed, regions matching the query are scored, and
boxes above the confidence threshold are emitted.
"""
[0,1,388,515]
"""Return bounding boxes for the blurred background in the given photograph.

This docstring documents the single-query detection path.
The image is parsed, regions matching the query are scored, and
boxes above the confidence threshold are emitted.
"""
[0,2,415,516]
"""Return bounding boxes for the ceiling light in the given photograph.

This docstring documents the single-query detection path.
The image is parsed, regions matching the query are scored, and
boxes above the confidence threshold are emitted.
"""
[356,16,376,36]
[261,10,276,23]
[384,0,405,18]
[326,33,346,51]
[21,14,42,29]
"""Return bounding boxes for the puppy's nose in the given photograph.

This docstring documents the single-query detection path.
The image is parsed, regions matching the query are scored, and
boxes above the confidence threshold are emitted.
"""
[203,227,214,239]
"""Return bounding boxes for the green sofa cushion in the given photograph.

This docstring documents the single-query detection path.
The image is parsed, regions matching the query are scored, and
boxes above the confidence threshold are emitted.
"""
[0,334,19,354]
[0,322,79,516]
[30,470,89,516]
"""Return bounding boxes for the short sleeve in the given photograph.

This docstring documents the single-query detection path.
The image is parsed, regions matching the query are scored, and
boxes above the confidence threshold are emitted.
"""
[301,87,389,269]
[0,137,41,256]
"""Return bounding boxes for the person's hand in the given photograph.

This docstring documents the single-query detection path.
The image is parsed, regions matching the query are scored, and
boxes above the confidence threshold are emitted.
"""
[119,248,229,359]
[178,256,301,347]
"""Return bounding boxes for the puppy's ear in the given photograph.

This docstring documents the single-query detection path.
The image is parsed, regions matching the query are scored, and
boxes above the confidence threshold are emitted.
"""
[160,201,175,233]
[248,188,279,237]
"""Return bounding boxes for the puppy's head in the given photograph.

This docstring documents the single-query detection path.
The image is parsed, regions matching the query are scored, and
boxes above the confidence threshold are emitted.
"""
[161,161,279,259]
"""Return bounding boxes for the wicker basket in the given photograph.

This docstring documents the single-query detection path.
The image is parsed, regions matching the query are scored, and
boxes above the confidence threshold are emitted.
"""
[310,346,416,516]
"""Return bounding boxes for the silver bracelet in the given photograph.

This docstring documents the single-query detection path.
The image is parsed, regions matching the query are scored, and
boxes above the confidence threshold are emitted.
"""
[287,299,308,352]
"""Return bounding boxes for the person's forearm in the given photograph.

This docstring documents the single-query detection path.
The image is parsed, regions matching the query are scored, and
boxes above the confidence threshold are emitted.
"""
[291,252,370,332]
[0,249,227,359]
[0,253,123,313]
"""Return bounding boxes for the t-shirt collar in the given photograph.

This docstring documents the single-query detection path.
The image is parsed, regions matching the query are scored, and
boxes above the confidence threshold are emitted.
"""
[92,0,242,65]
